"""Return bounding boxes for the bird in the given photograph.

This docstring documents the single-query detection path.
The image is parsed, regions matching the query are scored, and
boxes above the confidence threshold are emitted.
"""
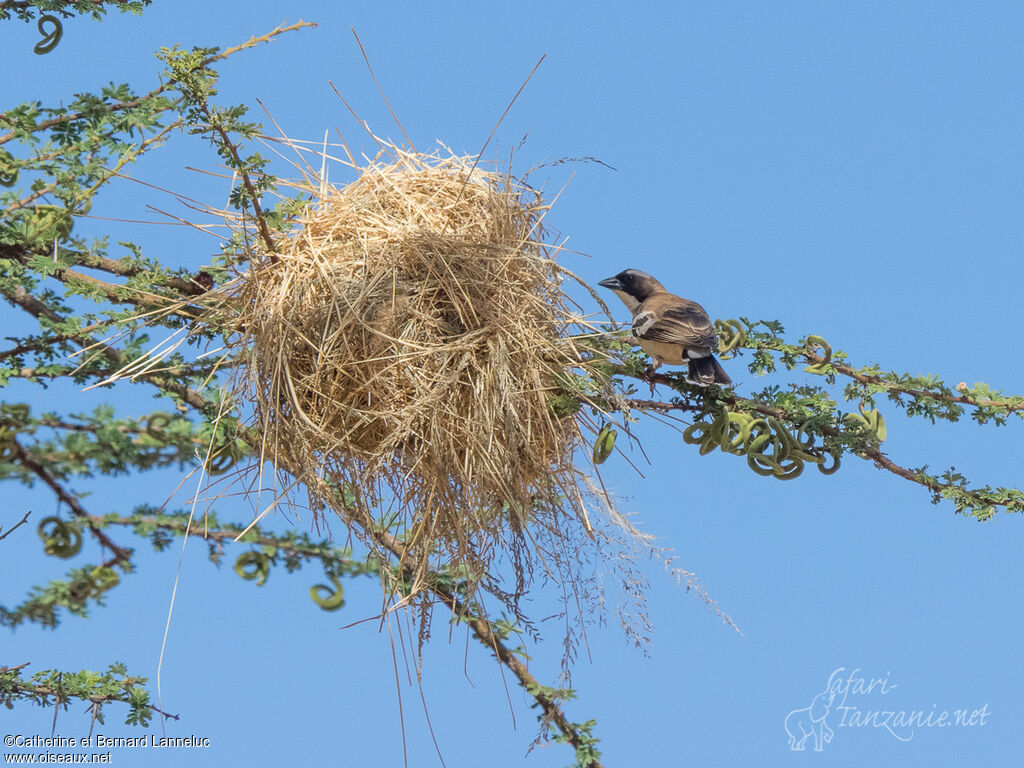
[598,269,732,386]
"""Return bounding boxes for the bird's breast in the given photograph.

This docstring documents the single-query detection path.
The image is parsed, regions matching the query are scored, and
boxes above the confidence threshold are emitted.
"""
[636,338,687,365]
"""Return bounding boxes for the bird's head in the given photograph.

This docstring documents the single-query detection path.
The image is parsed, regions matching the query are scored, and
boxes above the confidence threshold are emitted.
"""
[598,269,666,310]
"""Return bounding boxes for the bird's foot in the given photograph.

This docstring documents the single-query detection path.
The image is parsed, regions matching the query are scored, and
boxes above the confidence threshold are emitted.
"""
[645,364,660,396]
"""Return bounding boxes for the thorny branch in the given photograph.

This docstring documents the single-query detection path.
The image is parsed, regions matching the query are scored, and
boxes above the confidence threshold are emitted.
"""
[0,510,30,543]
[622,366,1024,514]
[0,665,180,723]
[3,284,215,413]
[6,436,131,564]
[801,347,1024,418]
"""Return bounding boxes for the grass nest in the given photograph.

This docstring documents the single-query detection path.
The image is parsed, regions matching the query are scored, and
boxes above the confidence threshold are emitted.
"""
[232,144,616,616]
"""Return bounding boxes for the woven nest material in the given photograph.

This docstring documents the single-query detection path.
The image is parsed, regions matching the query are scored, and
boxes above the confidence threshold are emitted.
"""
[232,145,609,605]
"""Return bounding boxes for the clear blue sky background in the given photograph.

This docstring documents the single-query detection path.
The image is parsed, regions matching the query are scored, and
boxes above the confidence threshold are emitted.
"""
[3,2,1023,766]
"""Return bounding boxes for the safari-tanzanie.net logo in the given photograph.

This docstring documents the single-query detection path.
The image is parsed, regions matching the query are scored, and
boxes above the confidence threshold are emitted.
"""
[783,667,990,752]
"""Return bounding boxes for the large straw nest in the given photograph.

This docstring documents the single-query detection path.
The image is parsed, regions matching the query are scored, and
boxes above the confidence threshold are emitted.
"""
[234,146,607,607]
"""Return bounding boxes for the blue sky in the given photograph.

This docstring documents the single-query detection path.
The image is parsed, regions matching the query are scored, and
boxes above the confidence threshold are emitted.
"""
[3,2,1023,766]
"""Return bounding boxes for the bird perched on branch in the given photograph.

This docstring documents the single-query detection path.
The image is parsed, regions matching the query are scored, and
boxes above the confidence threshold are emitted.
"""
[598,269,731,386]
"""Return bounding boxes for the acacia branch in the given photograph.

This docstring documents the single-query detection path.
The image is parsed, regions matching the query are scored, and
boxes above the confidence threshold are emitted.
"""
[89,512,366,564]
[802,347,1024,417]
[339,505,602,764]
[72,249,204,294]
[0,510,31,543]
[459,601,597,760]
[84,507,597,755]
[4,247,203,307]
[0,334,75,361]
[0,94,176,148]
[0,1,136,15]
[0,314,137,364]
[618,367,1024,514]
[0,669,179,723]
[4,181,61,216]
[6,436,131,563]
[0,20,313,146]
[4,284,214,413]
[207,120,278,255]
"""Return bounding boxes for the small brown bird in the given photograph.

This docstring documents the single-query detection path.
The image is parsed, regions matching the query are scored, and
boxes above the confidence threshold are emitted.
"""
[599,269,732,386]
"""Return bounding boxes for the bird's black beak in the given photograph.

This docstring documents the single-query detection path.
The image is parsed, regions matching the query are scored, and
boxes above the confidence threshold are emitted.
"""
[598,276,622,291]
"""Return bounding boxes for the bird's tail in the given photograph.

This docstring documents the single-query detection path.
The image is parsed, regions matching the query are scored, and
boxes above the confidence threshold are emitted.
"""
[687,354,732,386]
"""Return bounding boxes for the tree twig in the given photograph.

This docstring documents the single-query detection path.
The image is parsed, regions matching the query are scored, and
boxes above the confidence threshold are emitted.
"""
[0,510,31,543]
[4,285,215,414]
[617,367,1024,513]
[7,437,131,564]
[1,675,179,723]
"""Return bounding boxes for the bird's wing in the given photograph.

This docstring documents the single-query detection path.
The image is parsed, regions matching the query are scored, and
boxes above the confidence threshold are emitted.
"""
[633,295,718,350]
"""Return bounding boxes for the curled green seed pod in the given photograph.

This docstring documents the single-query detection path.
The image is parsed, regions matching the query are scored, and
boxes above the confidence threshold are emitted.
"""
[765,417,796,462]
[206,448,238,475]
[698,436,718,455]
[707,408,730,444]
[725,412,767,456]
[803,334,833,374]
[684,408,837,482]
[234,551,270,586]
[0,150,18,187]
[682,421,707,444]
[310,576,345,611]
[683,413,726,455]
[719,411,753,455]
[774,419,819,466]
[18,205,74,247]
[748,419,809,479]
[804,335,831,361]
[90,566,120,594]
[144,413,172,438]
[865,409,887,442]
[792,447,823,465]
[34,14,63,55]
[37,516,82,559]
[843,406,887,444]
[745,434,780,476]
[794,421,818,451]
[683,420,714,456]
[700,410,730,455]
[818,451,841,475]
[843,412,867,429]
[592,424,617,465]
[715,319,746,358]
[773,456,805,480]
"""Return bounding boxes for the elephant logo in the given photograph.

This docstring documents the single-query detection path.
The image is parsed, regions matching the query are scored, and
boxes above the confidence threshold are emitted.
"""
[784,688,836,751]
